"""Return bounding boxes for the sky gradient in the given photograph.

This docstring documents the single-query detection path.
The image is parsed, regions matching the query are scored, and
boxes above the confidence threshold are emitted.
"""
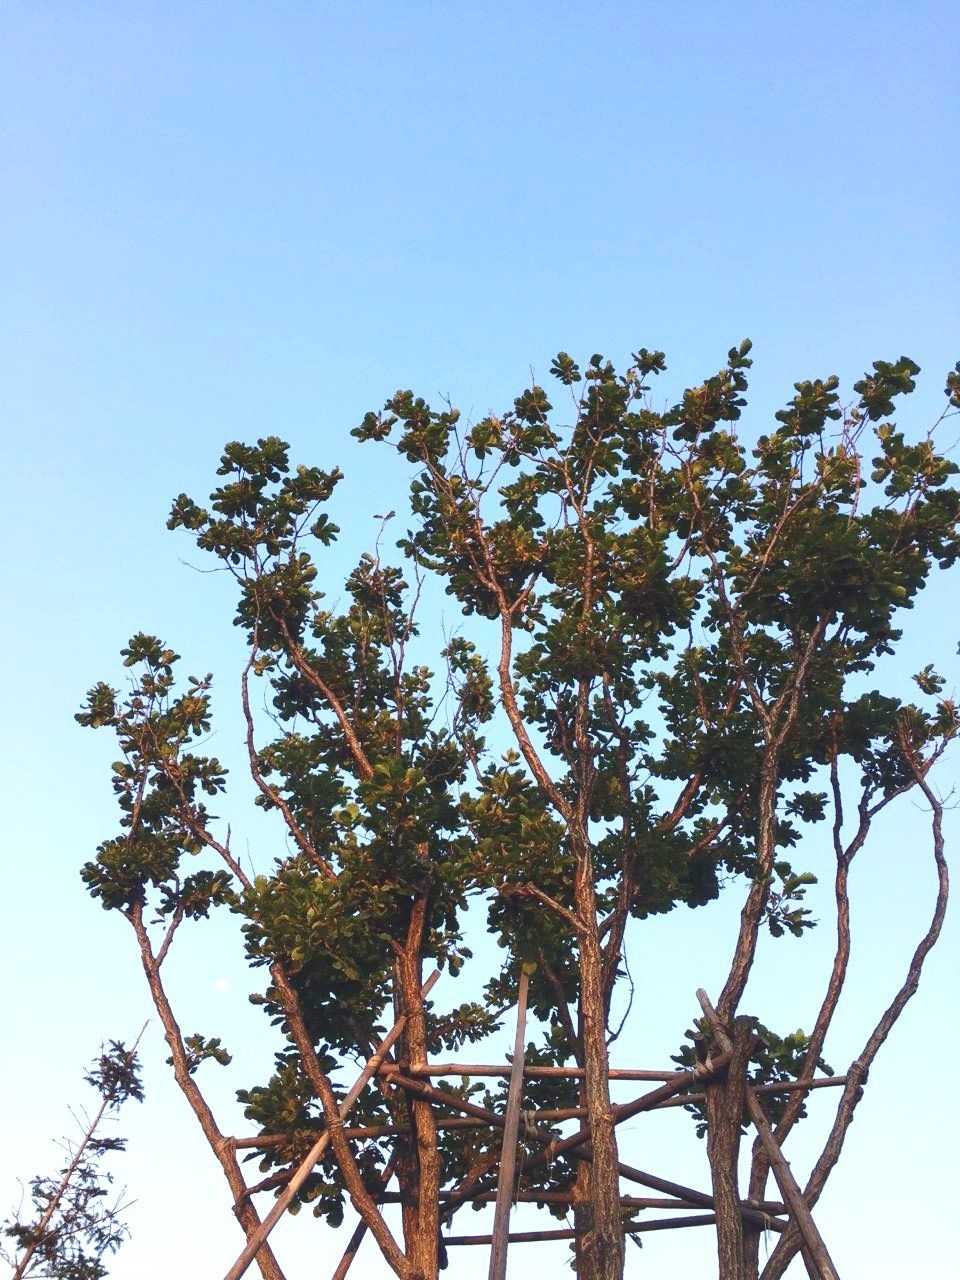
[2,3,958,1276]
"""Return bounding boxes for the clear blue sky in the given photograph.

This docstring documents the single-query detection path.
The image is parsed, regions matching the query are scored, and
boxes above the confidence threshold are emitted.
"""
[2,3,957,1277]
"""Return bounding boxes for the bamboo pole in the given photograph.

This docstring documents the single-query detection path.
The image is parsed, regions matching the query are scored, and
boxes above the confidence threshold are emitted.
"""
[235,1110,589,1148]
[696,990,841,1280]
[222,970,441,1280]
[488,968,530,1280]
[382,1191,786,1220]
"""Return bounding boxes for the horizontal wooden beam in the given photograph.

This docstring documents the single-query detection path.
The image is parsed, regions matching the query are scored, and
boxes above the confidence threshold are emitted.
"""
[436,1191,786,1213]
[236,1073,846,1150]
[610,1161,786,1230]
[387,1068,784,1233]
[445,1214,728,1244]
[656,1074,847,1109]
[383,1063,685,1081]
[233,1112,588,1150]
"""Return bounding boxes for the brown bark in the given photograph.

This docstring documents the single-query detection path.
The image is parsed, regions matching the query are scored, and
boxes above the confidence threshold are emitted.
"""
[743,755,919,1276]
[392,899,441,1280]
[698,992,840,1280]
[744,755,855,1276]
[704,1017,755,1280]
[127,906,287,1280]
[460,447,624,1277]
[223,979,437,1280]
[759,745,948,1280]
[269,964,410,1279]
[718,756,779,1021]
[569,835,624,1280]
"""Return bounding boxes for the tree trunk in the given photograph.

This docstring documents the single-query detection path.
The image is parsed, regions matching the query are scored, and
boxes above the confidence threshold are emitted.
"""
[394,902,441,1280]
[131,908,288,1280]
[742,1134,766,1280]
[574,923,625,1280]
[704,1017,754,1280]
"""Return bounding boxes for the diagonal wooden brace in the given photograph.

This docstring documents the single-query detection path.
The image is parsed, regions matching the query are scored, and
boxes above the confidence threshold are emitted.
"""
[223,968,441,1280]
[488,967,530,1280]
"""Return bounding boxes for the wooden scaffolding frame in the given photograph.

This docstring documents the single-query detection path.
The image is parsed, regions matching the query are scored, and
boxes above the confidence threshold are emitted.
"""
[223,972,846,1280]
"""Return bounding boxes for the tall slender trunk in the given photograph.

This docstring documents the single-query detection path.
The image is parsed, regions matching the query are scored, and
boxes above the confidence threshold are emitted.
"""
[705,1017,754,1280]
[742,1138,765,1280]
[394,896,440,1280]
[719,760,779,1022]
[573,870,624,1280]
[721,755,779,1278]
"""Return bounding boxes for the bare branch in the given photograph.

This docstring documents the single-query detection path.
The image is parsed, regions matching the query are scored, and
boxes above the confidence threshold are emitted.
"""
[759,735,949,1279]
[126,904,287,1280]
[240,647,334,879]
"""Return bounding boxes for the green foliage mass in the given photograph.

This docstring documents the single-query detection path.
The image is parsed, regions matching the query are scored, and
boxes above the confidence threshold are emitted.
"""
[76,344,958,1239]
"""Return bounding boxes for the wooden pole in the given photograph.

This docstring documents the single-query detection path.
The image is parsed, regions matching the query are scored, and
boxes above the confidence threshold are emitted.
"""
[654,1074,847,1108]
[388,1052,730,1166]
[389,1070,783,1232]
[507,1051,732,1177]
[448,1214,721,1245]
[222,969,441,1280]
[380,1063,693,1081]
[696,990,841,1280]
[234,1074,848,1151]
[613,1161,786,1230]
[488,968,530,1280]
[439,1191,786,1212]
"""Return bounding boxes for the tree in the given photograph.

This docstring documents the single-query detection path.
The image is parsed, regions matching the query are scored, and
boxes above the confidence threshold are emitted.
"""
[3,1038,144,1280]
[78,343,959,1280]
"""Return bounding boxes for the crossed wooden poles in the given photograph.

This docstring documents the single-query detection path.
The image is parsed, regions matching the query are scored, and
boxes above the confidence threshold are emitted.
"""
[223,973,844,1280]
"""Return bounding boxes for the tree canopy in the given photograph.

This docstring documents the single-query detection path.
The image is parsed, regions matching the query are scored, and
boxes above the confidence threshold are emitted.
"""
[78,343,959,1280]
